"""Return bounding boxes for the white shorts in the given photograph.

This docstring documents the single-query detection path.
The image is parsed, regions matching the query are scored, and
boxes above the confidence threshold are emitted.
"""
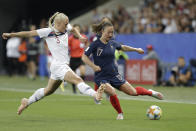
[50,62,72,80]
[47,55,53,64]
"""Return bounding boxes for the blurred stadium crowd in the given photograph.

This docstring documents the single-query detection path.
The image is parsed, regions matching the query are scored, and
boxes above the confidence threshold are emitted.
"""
[89,0,196,34]
[4,0,196,86]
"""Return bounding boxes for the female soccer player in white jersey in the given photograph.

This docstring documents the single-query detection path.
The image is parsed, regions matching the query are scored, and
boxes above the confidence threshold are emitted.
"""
[2,12,105,115]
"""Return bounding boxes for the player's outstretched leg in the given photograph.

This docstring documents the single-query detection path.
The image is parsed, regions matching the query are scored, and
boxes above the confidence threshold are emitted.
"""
[64,70,106,101]
[135,86,164,100]
[17,79,61,115]
[120,82,164,100]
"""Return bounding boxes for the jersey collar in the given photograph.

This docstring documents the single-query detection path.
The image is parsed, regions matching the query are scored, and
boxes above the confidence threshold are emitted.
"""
[51,27,66,36]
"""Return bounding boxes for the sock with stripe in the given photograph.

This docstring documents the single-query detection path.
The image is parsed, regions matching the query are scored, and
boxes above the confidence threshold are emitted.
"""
[28,88,45,105]
[135,86,152,96]
[110,95,123,114]
[77,82,96,97]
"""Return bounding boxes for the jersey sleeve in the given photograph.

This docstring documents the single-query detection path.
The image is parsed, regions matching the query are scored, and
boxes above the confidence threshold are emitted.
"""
[67,24,73,33]
[113,40,122,50]
[36,28,52,38]
[85,42,96,56]
[82,34,89,45]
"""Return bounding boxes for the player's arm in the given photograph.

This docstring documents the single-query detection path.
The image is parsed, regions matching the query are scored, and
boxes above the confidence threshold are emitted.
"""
[70,27,87,43]
[184,71,191,81]
[121,45,144,54]
[179,70,191,83]
[2,30,38,39]
[82,54,101,72]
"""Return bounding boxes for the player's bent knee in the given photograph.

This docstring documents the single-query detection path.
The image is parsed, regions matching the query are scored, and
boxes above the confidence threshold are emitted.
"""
[104,84,116,96]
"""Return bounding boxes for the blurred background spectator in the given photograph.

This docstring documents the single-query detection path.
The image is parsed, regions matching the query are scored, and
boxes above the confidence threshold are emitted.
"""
[26,25,39,80]
[38,19,49,80]
[115,50,129,78]
[168,57,193,86]
[6,32,21,76]
[18,38,27,75]
[143,44,163,86]
[68,24,89,94]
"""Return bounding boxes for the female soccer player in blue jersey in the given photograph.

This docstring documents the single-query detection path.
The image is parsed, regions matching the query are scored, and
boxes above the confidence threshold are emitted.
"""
[91,17,124,119]
[82,22,164,120]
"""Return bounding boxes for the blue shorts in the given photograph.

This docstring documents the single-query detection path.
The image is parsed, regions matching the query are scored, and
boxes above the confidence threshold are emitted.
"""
[95,74,126,89]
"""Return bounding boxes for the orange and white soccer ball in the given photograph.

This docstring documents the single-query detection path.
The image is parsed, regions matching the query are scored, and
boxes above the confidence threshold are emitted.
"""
[146,105,162,120]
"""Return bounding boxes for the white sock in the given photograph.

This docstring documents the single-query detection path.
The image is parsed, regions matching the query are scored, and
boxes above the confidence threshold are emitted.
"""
[28,88,45,105]
[77,82,96,97]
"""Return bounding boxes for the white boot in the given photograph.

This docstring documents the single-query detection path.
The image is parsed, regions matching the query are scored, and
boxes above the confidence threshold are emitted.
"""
[116,113,124,120]
[149,89,164,100]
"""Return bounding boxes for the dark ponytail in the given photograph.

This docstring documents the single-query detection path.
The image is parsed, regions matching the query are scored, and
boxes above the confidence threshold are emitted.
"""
[92,22,113,35]
[92,22,103,34]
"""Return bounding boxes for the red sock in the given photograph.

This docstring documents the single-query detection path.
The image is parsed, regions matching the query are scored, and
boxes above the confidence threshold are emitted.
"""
[135,86,152,96]
[110,95,123,114]
[94,84,98,91]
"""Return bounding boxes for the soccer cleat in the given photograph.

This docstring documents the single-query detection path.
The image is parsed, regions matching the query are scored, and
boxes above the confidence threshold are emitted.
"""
[149,89,164,100]
[116,113,124,120]
[95,84,106,101]
[94,98,101,105]
[60,82,65,92]
[105,93,110,101]
[17,98,28,115]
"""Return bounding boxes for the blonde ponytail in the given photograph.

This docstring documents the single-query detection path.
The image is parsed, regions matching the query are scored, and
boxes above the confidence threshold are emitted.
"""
[48,12,60,28]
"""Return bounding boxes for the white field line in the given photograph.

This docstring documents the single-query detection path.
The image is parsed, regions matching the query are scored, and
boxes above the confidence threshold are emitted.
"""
[0,87,196,105]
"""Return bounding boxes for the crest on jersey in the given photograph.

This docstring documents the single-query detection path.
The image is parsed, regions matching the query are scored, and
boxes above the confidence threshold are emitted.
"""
[97,48,103,56]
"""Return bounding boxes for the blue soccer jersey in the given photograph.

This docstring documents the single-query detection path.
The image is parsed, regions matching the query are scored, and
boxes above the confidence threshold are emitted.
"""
[85,39,125,88]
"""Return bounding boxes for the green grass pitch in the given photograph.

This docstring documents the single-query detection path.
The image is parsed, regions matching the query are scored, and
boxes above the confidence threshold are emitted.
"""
[0,76,196,131]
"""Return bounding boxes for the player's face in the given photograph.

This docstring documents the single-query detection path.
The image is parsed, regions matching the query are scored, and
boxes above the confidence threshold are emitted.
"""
[58,18,69,32]
[102,26,114,42]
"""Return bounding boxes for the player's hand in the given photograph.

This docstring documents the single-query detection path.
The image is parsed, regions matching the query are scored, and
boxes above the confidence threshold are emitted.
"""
[2,33,12,39]
[93,65,101,72]
[79,36,87,43]
[137,48,144,54]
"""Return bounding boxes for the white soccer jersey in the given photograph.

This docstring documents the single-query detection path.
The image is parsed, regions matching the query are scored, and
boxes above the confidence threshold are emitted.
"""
[36,24,72,65]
